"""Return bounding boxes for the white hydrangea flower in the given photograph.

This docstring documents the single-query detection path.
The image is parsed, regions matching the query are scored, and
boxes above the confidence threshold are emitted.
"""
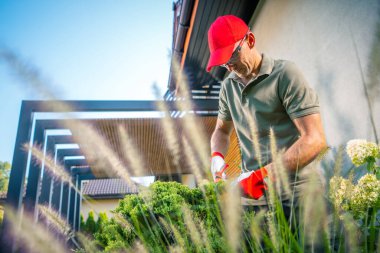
[329,176,352,211]
[350,174,380,218]
[346,139,380,167]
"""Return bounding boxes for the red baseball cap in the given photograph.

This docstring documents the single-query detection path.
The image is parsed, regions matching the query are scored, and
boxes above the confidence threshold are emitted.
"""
[206,15,249,72]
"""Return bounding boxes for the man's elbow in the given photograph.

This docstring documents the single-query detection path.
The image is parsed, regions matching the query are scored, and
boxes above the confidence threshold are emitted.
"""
[311,132,327,154]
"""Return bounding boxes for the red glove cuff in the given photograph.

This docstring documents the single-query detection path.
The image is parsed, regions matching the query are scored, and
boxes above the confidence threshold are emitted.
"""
[211,151,224,159]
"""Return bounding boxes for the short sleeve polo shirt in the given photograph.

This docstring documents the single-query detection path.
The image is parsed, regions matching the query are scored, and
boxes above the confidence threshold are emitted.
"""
[218,54,320,173]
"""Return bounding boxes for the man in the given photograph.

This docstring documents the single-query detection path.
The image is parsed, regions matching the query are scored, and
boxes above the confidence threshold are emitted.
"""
[208,15,327,207]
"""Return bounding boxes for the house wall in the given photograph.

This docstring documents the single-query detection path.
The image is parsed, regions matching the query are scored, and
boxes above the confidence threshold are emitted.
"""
[182,174,196,188]
[250,0,380,146]
[81,198,120,220]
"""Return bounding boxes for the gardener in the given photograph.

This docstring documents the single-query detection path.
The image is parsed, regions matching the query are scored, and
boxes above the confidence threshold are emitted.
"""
[208,15,327,210]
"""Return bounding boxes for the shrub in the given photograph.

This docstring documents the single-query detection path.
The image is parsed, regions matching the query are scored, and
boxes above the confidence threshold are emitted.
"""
[95,181,230,252]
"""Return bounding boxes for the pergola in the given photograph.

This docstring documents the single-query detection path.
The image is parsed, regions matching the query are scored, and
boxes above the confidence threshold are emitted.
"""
[0,99,242,250]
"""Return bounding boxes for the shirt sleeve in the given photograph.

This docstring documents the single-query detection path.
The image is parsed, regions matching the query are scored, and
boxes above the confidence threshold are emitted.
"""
[218,81,232,121]
[278,62,320,119]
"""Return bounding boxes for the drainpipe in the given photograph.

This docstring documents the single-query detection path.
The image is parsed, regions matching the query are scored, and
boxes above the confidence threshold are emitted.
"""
[167,0,195,94]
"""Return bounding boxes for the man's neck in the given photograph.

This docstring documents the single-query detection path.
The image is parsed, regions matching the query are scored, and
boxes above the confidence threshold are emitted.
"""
[240,53,263,85]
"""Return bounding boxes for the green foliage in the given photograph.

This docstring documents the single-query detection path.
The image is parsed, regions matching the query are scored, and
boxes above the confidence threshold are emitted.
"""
[96,212,108,233]
[87,175,379,253]
[83,211,97,235]
[0,161,11,192]
[80,214,85,231]
[94,181,229,252]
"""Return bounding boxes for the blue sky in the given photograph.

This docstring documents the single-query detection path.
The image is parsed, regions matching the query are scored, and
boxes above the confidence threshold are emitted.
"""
[0,1,173,162]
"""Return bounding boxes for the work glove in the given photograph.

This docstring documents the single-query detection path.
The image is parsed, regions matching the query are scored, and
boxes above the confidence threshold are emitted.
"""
[211,152,228,182]
[237,167,268,200]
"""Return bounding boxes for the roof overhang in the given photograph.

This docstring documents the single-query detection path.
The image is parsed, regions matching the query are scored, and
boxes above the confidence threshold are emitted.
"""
[168,0,260,96]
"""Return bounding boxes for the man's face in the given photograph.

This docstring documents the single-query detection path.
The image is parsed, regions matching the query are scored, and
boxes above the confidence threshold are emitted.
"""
[221,34,253,78]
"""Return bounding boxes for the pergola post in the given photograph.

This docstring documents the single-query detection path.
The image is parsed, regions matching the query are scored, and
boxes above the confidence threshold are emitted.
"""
[23,123,45,218]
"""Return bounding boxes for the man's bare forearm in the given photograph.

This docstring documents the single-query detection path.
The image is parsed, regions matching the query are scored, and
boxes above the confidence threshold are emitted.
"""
[277,134,327,172]
[211,129,230,155]
[267,114,327,172]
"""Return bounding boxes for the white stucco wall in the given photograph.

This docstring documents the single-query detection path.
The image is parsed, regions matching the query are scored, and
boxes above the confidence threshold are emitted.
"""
[249,0,380,146]
[81,198,120,220]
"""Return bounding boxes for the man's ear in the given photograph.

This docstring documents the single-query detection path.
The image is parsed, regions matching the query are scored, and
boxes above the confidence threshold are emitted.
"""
[247,32,256,48]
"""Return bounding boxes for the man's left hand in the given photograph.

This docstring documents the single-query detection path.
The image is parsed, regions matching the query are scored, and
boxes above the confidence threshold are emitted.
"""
[237,167,268,199]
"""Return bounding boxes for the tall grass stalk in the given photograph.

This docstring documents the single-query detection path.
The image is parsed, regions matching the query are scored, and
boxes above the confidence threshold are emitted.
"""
[245,111,262,167]
[5,206,67,253]
[342,212,360,253]
[300,168,329,252]
[153,84,182,175]
[76,232,99,253]
[269,129,292,199]
[182,205,203,250]
[118,125,146,177]
[221,181,242,253]
[171,58,210,174]
[24,143,72,186]
[37,204,72,238]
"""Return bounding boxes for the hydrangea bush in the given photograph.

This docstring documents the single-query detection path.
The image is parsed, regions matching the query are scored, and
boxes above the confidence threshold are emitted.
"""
[329,139,380,250]
[346,139,380,173]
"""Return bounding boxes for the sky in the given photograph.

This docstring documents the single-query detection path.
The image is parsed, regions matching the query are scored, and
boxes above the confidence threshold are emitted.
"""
[0,1,173,163]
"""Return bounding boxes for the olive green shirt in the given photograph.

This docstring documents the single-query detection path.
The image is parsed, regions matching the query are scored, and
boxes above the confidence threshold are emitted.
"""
[218,54,320,174]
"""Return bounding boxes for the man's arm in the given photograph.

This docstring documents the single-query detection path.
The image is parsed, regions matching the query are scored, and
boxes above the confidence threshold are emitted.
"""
[211,118,234,156]
[267,113,327,172]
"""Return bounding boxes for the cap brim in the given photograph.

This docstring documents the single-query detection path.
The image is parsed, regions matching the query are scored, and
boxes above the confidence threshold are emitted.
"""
[206,43,235,72]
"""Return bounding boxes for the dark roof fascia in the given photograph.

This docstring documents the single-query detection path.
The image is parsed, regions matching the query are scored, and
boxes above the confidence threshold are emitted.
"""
[83,193,135,200]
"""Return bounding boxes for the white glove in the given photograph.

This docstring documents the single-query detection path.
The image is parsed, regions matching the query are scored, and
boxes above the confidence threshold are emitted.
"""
[211,152,227,182]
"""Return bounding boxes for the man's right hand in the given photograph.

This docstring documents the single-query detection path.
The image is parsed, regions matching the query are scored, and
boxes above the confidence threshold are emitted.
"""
[211,152,228,182]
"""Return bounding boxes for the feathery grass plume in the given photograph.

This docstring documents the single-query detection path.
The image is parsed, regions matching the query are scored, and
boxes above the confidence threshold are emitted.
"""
[2,49,136,187]
[197,218,214,253]
[5,205,67,253]
[24,143,104,219]
[118,124,146,177]
[38,204,72,238]
[153,90,182,175]
[333,145,345,177]
[245,109,262,167]
[269,128,291,200]
[220,181,242,253]
[300,168,329,249]
[24,143,72,186]
[169,245,184,253]
[182,205,202,247]
[265,210,279,252]
[182,136,205,185]
[158,217,187,250]
[113,212,133,231]
[152,83,184,179]
[76,232,99,253]
[66,119,135,186]
[153,84,181,161]
[249,209,266,252]
[130,240,148,253]
[171,58,210,173]
[0,49,64,99]
[341,213,360,253]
